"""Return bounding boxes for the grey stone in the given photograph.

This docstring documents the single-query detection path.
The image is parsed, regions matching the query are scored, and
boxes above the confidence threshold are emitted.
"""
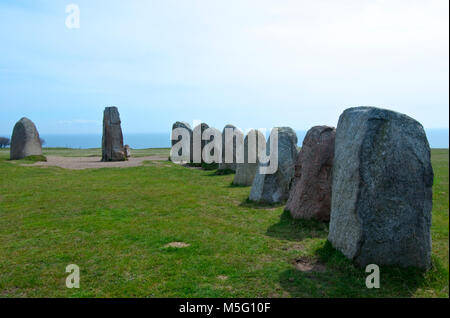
[233,129,266,186]
[170,121,192,162]
[202,127,221,166]
[286,126,335,221]
[10,117,42,160]
[218,124,241,172]
[102,106,126,161]
[249,127,298,203]
[192,123,209,163]
[328,106,433,269]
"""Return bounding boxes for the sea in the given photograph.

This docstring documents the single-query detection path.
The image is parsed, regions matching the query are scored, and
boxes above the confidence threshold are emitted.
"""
[38,129,449,149]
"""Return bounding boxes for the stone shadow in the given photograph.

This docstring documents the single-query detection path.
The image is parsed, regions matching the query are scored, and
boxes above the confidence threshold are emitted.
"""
[265,210,329,242]
[239,198,285,210]
[278,240,430,297]
[226,182,251,188]
[204,171,234,177]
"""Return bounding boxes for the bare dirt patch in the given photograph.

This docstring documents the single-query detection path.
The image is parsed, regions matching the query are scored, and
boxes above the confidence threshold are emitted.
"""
[282,243,305,251]
[164,242,190,248]
[217,275,229,281]
[21,155,168,170]
[293,257,327,273]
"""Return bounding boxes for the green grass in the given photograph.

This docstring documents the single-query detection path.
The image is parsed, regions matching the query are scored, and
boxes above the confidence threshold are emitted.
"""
[30,147,169,158]
[0,148,448,297]
[20,155,47,163]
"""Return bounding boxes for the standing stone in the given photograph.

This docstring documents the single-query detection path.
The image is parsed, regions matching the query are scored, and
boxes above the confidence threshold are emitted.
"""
[192,123,209,164]
[233,129,266,186]
[170,121,193,163]
[10,117,42,160]
[285,126,335,221]
[218,124,243,172]
[249,127,298,204]
[102,106,125,162]
[328,106,433,269]
[201,127,222,169]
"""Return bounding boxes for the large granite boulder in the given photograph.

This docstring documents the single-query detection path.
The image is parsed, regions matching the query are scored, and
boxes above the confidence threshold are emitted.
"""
[249,127,298,203]
[192,123,209,164]
[233,129,266,186]
[102,106,126,161]
[285,126,335,221]
[218,124,245,172]
[10,117,42,160]
[328,106,434,269]
[170,121,192,163]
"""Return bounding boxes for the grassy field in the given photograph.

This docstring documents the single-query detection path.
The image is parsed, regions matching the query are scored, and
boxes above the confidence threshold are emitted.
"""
[34,147,169,158]
[0,148,448,297]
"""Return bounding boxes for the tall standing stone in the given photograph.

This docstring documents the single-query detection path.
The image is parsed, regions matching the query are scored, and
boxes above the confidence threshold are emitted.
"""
[102,106,125,162]
[10,117,42,160]
[192,123,209,164]
[202,127,222,167]
[233,129,266,186]
[218,124,241,172]
[170,121,193,163]
[328,106,433,269]
[285,126,335,221]
[249,127,298,204]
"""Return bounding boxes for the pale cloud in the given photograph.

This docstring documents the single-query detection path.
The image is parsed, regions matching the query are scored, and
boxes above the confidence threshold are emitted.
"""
[0,0,448,134]
[255,2,446,46]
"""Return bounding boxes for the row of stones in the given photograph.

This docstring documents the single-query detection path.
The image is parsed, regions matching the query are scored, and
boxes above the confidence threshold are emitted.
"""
[10,105,433,269]
[174,106,433,269]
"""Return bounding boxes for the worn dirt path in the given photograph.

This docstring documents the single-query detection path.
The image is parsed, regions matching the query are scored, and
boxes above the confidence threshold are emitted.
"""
[22,155,168,170]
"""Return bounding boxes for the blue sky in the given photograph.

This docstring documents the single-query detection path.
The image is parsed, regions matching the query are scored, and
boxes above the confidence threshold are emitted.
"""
[0,0,449,135]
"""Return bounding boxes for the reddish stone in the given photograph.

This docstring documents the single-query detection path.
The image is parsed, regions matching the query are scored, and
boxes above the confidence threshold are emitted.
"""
[285,126,335,221]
